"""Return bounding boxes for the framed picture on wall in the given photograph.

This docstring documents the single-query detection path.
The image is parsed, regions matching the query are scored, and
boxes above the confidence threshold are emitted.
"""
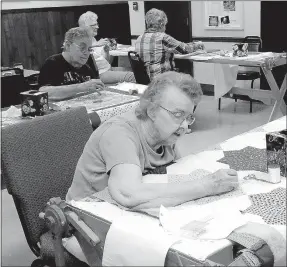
[204,1,244,30]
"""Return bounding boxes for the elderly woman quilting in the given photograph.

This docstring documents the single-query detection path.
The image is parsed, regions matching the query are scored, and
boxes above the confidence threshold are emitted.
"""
[78,11,135,84]
[135,8,205,80]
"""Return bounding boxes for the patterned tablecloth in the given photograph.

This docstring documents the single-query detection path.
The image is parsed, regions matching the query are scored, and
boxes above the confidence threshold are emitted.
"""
[1,90,140,127]
[53,90,139,123]
[68,116,286,265]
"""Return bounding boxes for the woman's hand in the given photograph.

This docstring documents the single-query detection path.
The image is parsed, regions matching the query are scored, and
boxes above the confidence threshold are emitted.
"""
[193,41,205,51]
[202,169,239,196]
[97,38,109,47]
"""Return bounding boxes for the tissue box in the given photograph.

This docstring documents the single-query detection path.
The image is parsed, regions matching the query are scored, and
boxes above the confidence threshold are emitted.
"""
[266,130,287,177]
[232,43,248,57]
[20,90,49,117]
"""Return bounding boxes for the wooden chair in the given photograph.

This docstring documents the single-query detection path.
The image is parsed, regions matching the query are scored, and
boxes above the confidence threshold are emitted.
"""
[1,107,93,267]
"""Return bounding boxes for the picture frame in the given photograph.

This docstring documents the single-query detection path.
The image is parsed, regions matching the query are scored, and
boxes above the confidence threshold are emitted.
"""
[204,1,244,30]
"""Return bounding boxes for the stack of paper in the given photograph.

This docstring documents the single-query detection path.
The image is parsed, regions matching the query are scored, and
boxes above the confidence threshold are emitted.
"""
[109,82,148,94]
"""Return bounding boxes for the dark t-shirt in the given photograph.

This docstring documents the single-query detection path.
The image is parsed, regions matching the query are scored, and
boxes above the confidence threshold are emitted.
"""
[38,53,99,87]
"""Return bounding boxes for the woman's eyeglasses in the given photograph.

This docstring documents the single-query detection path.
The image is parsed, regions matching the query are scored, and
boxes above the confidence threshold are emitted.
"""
[159,105,195,125]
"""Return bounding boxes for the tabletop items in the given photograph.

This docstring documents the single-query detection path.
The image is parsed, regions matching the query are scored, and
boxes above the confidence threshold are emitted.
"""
[232,43,248,57]
[266,129,287,179]
[20,90,48,117]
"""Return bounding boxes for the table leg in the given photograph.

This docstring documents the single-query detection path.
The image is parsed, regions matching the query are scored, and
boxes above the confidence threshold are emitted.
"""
[261,68,287,122]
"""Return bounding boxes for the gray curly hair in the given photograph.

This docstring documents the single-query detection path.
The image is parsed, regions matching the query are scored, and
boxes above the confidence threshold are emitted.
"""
[135,71,203,120]
[78,11,98,27]
[145,8,168,31]
[62,27,92,51]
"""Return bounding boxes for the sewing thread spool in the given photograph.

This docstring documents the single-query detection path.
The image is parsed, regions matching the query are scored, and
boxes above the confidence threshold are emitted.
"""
[268,164,281,184]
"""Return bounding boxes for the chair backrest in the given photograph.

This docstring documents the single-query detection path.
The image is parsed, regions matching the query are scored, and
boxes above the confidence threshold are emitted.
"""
[128,51,151,85]
[1,107,93,256]
[243,36,262,52]
[1,67,29,108]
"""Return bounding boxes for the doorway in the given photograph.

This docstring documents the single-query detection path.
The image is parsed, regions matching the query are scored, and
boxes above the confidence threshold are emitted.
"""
[144,1,192,42]
[260,1,287,103]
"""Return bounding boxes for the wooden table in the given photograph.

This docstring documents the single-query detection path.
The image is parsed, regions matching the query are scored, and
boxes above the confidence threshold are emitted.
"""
[110,47,287,122]
[65,116,286,266]
[1,88,139,128]
[23,69,39,78]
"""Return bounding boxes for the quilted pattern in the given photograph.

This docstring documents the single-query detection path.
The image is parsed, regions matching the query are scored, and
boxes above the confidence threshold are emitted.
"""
[243,187,286,225]
[1,107,93,254]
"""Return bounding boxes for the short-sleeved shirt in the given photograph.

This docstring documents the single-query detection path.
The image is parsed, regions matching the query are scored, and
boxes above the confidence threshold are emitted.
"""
[38,53,99,87]
[91,37,111,75]
[135,29,193,80]
[66,110,176,201]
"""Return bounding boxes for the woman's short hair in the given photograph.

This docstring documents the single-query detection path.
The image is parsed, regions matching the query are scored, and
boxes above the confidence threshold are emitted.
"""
[78,11,98,27]
[62,27,91,51]
[145,8,168,30]
[135,71,203,120]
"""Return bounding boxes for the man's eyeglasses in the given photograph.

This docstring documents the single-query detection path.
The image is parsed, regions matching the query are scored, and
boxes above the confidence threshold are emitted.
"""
[73,43,93,54]
[159,105,195,125]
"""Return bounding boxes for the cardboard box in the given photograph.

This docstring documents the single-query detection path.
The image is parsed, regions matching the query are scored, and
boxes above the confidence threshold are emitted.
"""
[20,90,49,117]
[266,130,287,178]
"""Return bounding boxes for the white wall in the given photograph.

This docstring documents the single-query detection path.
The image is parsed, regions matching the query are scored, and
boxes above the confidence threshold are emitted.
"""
[2,0,123,10]
[128,1,145,36]
[191,1,260,38]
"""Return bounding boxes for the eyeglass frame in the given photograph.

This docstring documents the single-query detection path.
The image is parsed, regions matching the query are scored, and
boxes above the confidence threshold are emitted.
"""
[159,105,195,125]
[73,43,93,54]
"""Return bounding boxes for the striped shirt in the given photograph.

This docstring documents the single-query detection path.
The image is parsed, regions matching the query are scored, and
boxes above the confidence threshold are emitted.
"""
[135,29,194,80]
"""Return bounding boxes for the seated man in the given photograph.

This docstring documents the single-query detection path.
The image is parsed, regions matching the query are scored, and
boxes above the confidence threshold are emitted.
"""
[135,8,205,80]
[39,27,105,101]
[66,71,238,209]
[78,11,136,84]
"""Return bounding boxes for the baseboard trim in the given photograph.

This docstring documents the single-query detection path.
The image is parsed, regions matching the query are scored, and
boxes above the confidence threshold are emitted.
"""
[192,36,244,43]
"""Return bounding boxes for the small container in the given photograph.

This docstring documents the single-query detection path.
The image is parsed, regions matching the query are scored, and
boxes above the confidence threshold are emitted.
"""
[20,90,49,117]
[267,163,281,184]
[266,130,287,178]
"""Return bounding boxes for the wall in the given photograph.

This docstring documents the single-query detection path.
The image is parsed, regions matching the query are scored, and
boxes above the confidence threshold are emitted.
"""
[2,1,121,10]
[128,1,145,37]
[191,1,260,38]
[2,2,131,70]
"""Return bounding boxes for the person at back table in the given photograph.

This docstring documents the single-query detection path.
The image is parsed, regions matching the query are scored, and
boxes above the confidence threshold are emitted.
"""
[66,71,238,209]
[39,27,105,101]
[135,8,205,80]
[78,11,136,84]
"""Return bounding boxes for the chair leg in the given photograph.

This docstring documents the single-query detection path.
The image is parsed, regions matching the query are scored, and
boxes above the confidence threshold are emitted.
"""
[218,98,221,110]
[250,79,255,113]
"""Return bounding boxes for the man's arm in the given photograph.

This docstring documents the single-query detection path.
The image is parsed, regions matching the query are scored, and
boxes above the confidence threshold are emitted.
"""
[39,82,91,101]
[108,164,238,209]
